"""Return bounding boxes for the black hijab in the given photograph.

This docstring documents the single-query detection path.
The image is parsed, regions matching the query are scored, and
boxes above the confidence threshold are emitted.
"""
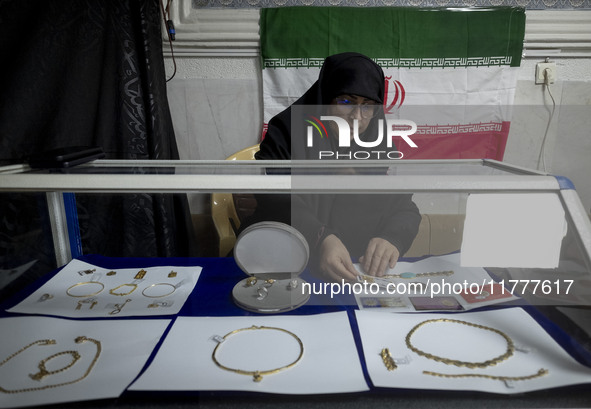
[256,52,386,160]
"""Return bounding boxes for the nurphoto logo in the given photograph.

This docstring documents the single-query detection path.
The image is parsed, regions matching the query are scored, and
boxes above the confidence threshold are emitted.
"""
[306,116,418,160]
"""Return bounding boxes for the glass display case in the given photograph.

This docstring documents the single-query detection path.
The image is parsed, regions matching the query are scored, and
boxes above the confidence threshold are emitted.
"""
[0,158,590,408]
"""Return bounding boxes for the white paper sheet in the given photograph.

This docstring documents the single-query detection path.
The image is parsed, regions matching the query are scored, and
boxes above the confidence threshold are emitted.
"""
[130,312,369,394]
[355,253,518,311]
[461,193,566,268]
[0,316,170,408]
[356,308,591,394]
[7,260,202,318]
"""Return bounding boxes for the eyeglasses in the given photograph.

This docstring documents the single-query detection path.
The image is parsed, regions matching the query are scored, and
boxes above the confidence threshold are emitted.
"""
[334,97,380,119]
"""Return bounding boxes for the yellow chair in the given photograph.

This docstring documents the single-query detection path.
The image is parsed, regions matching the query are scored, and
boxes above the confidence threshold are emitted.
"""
[211,144,260,256]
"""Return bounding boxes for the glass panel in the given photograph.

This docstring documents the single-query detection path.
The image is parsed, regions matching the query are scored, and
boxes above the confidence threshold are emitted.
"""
[0,193,58,302]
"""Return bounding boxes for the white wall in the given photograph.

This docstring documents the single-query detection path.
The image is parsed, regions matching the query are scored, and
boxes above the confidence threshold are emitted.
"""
[165,56,591,214]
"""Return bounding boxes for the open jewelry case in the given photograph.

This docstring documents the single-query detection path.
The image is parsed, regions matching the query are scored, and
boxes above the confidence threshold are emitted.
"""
[232,222,311,313]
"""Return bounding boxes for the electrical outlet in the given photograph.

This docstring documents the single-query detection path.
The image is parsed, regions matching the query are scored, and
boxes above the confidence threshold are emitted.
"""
[535,62,557,84]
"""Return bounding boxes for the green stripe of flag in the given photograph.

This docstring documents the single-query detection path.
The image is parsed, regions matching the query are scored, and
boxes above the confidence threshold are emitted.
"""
[260,7,525,67]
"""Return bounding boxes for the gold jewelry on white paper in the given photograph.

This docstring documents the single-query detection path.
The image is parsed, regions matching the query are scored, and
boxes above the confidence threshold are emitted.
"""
[134,269,147,279]
[405,318,515,369]
[147,301,172,308]
[380,348,397,371]
[141,283,177,298]
[29,350,81,381]
[423,368,548,382]
[212,325,304,382]
[168,271,177,278]
[109,298,132,315]
[76,298,98,310]
[66,282,104,298]
[108,283,137,296]
[0,336,101,394]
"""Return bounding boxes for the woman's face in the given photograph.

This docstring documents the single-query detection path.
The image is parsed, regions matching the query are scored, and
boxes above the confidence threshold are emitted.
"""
[327,94,380,140]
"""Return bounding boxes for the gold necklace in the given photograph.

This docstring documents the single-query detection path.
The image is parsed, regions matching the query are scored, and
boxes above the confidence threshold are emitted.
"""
[212,325,304,382]
[0,336,101,394]
[423,368,549,382]
[405,318,515,369]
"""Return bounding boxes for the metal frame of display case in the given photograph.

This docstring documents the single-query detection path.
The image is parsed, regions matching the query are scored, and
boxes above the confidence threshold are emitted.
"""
[1,159,590,271]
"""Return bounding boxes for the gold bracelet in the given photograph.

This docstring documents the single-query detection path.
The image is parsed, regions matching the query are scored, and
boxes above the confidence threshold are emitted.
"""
[29,350,81,381]
[212,325,304,382]
[423,368,549,382]
[0,336,101,394]
[405,318,515,369]
[109,283,138,296]
[66,282,105,298]
[141,283,176,298]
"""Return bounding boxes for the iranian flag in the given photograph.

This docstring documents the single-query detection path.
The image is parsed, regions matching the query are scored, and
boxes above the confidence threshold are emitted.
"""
[260,7,526,160]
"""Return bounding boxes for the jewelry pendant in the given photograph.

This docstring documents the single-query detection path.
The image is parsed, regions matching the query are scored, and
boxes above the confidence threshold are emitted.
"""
[134,269,147,280]
[147,301,172,308]
[76,298,98,310]
[168,271,177,278]
[245,277,258,287]
[380,348,397,371]
[106,271,116,276]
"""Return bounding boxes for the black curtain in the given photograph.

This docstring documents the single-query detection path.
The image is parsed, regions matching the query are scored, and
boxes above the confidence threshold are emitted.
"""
[0,0,196,298]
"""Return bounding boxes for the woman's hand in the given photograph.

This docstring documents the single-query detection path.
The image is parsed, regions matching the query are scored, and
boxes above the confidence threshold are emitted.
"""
[359,238,400,277]
[319,234,359,282]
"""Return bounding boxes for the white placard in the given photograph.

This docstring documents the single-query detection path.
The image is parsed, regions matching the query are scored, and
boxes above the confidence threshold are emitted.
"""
[7,260,202,318]
[0,316,169,408]
[356,308,591,394]
[130,312,369,394]
[461,193,566,268]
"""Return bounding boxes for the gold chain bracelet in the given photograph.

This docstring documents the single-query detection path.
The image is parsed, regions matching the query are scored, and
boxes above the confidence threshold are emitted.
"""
[212,325,304,382]
[0,336,101,394]
[29,350,81,381]
[405,318,515,369]
[423,368,549,382]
